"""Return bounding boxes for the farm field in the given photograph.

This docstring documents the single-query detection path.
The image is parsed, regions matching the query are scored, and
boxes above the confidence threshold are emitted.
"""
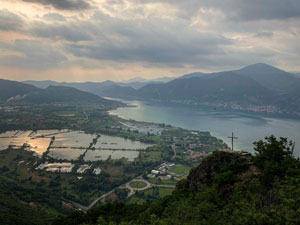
[129,181,147,188]
[169,164,191,175]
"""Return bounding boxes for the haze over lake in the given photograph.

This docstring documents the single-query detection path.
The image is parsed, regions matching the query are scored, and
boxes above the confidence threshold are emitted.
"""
[110,100,300,157]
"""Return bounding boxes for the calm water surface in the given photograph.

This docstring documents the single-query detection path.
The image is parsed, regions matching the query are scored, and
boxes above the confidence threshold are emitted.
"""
[109,100,300,156]
[0,129,150,161]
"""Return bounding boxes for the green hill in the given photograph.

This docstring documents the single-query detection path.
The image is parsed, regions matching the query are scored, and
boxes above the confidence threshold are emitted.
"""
[234,63,298,93]
[138,72,274,105]
[0,78,118,106]
[20,85,113,105]
[0,79,38,101]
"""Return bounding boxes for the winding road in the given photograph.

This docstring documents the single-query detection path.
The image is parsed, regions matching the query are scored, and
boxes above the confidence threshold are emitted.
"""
[70,147,177,211]
[70,176,176,211]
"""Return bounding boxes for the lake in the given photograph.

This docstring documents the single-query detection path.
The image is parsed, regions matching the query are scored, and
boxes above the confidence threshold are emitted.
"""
[109,100,300,157]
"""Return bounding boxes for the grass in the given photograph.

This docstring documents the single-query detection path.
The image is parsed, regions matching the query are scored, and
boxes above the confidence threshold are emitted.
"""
[147,178,177,185]
[103,166,124,177]
[139,151,161,163]
[129,181,147,189]
[146,136,164,144]
[126,196,146,204]
[127,187,175,204]
[144,187,174,198]
[169,165,191,175]
[179,173,189,179]
[127,187,174,204]
[158,188,174,197]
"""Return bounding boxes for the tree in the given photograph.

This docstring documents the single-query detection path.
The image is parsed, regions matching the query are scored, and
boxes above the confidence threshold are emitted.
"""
[97,216,107,225]
[254,135,298,186]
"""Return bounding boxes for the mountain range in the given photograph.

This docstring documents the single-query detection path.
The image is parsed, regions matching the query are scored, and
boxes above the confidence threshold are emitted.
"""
[24,77,174,91]
[5,63,300,116]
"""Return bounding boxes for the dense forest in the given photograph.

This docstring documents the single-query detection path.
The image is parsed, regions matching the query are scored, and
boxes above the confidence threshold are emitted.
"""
[53,136,300,225]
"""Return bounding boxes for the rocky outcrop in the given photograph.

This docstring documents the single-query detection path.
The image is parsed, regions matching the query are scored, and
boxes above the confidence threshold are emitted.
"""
[177,150,256,194]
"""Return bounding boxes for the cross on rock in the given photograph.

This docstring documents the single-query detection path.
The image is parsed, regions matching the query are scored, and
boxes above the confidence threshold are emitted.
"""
[228,132,238,150]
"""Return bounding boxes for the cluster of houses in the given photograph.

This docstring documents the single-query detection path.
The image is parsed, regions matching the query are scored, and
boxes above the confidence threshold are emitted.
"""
[36,162,102,175]
[148,162,178,180]
[185,150,212,159]
[36,162,74,173]
[114,121,164,135]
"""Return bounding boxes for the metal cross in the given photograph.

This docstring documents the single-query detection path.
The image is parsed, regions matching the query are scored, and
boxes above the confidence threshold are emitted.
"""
[228,132,238,150]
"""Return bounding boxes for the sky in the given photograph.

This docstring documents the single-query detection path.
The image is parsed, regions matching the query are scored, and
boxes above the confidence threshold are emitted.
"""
[0,0,300,82]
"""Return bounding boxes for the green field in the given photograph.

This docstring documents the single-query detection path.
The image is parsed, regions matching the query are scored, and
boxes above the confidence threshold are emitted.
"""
[139,151,162,163]
[129,181,147,189]
[147,178,177,185]
[145,187,174,198]
[179,173,189,179]
[127,187,174,204]
[126,196,146,204]
[169,165,191,175]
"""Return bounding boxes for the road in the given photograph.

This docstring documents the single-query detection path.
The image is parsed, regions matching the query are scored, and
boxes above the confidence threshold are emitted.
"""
[171,144,176,161]
[70,176,176,211]
[70,151,178,211]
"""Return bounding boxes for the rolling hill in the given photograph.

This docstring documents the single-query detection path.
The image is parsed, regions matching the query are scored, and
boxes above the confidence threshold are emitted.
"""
[138,71,274,105]
[234,63,298,93]
[19,85,113,104]
[0,79,39,101]
[0,79,115,105]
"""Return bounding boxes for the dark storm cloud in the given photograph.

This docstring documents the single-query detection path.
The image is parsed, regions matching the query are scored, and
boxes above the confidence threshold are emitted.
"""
[138,0,300,21]
[1,0,300,73]
[221,0,300,21]
[22,0,91,10]
[0,9,24,31]
[29,21,93,42]
[0,40,67,68]
[64,12,231,65]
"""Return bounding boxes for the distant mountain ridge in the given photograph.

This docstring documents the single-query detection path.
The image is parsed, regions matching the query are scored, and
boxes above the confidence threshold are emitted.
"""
[99,63,300,116]
[0,79,114,106]
[0,79,39,101]
[177,72,207,80]
[24,76,175,91]
[138,71,274,104]
[19,85,111,104]
[233,63,298,93]
[21,63,300,116]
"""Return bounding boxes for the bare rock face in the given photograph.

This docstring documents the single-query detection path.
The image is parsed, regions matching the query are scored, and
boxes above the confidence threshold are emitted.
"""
[177,150,255,194]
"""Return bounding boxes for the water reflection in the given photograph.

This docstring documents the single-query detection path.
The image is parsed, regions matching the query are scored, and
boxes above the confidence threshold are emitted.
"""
[0,129,151,161]
[109,100,300,156]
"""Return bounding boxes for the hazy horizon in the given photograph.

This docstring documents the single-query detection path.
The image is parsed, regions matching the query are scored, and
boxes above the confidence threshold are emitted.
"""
[2,62,298,83]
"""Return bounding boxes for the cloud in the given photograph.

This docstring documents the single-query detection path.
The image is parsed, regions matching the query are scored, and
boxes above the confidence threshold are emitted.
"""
[29,21,93,42]
[43,13,66,21]
[64,12,231,66]
[22,0,91,10]
[1,0,300,79]
[0,9,24,31]
[138,0,300,21]
[253,32,274,39]
[0,40,67,69]
[221,0,300,21]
